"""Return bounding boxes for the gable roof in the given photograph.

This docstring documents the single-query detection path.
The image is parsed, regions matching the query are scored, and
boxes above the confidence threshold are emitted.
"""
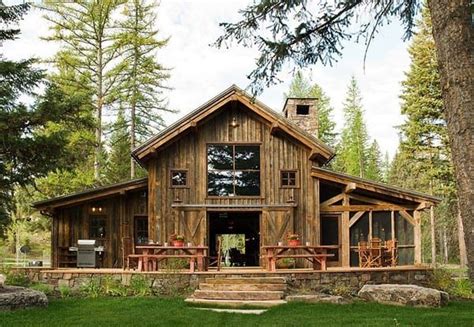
[33,177,148,211]
[312,167,441,205]
[132,85,335,165]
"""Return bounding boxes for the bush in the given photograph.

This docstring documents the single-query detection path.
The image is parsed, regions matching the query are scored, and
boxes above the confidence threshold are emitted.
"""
[451,279,473,299]
[430,268,473,299]
[129,276,152,297]
[4,270,30,287]
[103,276,128,297]
[80,278,103,298]
[329,282,354,297]
[30,283,54,296]
[59,285,72,298]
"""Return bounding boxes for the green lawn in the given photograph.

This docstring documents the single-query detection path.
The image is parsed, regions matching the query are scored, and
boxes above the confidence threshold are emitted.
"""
[0,297,473,327]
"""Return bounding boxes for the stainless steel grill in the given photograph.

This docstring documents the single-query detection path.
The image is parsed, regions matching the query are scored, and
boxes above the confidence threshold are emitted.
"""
[77,240,97,268]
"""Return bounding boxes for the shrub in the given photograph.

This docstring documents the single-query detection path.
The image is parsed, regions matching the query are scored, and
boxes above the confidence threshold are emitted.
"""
[130,276,152,297]
[330,282,354,297]
[451,279,473,299]
[59,285,72,298]
[80,278,103,298]
[5,270,30,287]
[430,268,455,292]
[103,276,128,297]
[30,283,54,296]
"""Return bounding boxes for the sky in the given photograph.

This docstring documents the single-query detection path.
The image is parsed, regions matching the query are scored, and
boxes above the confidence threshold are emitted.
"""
[3,0,414,158]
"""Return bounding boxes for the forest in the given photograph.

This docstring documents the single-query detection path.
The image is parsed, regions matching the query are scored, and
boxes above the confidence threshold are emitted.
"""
[0,1,470,277]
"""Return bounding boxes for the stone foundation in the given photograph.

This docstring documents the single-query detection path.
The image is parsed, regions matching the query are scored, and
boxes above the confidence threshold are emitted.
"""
[14,267,433,295]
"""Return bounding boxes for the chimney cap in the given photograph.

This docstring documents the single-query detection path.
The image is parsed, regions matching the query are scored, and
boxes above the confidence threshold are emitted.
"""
[282,97,318,114]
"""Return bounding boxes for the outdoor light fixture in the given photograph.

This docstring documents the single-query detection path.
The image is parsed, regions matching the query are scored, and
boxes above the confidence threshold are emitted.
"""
[230,117,239,128]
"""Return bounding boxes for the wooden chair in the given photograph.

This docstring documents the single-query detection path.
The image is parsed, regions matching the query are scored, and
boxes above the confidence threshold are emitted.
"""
[368,238,383,267]
[358,241,370,268]
[383,239,398,267]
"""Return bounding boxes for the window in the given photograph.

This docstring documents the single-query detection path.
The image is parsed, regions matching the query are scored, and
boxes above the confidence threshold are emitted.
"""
[207,144,260,196]
[281,170,298,187]
[89,216,106,239]
[171,170,188,187]
[134,216,148,245]
[296,104,310,115]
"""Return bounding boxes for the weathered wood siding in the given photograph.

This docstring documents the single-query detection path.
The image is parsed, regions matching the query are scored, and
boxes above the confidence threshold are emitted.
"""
[149,101,318,247]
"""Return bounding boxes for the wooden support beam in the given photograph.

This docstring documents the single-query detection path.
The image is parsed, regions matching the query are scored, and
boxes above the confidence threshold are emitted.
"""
[320,194,344,207]
[341,194,350,268]
[344,182,356,194]
[414,210,422,265]
[349,211,366,228]
[391,211,395,241]
[399,210,416,226]
[430,205,436,265]
[321,204,414,212]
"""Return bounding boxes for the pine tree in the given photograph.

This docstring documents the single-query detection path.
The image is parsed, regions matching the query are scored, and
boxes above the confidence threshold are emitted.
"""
[114,0,173,178]
[333,76,369,177]
[42,0,125,181]
[105,108,132,183]
[389,8,457,264]
[365,140,383,182]
[286,71,337,147]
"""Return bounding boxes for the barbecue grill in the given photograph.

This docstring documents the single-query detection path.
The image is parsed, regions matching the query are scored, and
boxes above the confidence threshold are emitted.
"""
[69,240,104,268]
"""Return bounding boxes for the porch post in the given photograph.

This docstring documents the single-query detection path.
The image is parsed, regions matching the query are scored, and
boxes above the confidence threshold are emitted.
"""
[414,210,422,265]
[341,194,350,267]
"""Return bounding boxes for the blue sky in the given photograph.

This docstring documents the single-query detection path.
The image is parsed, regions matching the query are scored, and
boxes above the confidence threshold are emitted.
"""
[3,0,415,157]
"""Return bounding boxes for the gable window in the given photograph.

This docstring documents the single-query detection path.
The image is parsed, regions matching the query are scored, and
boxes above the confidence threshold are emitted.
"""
[89,216,106,239]
[171,170,188,187]
[281,170,298,187]
[296,104,310,115]
[207,144,260,196]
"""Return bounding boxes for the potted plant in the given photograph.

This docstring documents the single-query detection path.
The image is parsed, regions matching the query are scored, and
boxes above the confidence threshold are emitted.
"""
[287,233,300,247]
[276,258,296,269]
[173,234,185,247]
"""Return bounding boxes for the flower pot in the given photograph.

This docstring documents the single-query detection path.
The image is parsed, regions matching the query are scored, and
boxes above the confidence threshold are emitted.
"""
[173,240,184,247]
[288,239,300,247]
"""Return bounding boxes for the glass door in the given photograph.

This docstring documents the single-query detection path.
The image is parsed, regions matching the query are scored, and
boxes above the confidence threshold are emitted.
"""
[320,214,341,266]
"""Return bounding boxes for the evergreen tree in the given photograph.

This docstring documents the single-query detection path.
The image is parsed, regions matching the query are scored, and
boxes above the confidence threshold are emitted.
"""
[389,9,457,263]
[285,71,337,147]
[365,140,383,182]
[42,0,125,181]
[0,3,85,236]
[114,0,173,178]
[105,108,132,183]
[333,76,369,177]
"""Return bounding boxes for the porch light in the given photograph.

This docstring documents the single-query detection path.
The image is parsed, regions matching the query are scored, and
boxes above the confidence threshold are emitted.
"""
[230,117,239,128]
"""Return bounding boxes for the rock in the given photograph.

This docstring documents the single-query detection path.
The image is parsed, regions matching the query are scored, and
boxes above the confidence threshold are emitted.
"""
[0,274,5,288]
[358,284,449,307]
[0,286,48,311]
[286,294,346,304]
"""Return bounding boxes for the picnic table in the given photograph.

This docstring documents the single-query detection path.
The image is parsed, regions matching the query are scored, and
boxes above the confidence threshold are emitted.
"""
[130,245,208,272]
[261,245,334,271]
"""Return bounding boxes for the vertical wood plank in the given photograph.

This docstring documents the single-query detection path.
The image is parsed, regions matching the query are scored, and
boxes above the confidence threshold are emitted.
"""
[414,210,422,264]
[341,193,350,267]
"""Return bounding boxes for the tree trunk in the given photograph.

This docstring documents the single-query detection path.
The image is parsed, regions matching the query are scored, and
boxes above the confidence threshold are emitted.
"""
[442,226,449,264]
[457,204,468,268]
[428,0,474,281]
[95,43,104,181]
[430,206,436,265]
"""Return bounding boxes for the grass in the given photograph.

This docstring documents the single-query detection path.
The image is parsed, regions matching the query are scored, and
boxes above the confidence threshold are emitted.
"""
[0,298,473,327]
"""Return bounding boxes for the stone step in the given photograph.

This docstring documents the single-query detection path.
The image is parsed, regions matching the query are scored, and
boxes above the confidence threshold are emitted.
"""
[194,290,284,301]
[199,283,287,292]
[205,277,286,284]
[185,298,287,308]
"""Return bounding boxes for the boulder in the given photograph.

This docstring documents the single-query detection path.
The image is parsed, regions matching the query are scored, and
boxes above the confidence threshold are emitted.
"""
[0,274,5,288]
[286,294,346,304]
[358,284,449,307]
[0,286,48,311]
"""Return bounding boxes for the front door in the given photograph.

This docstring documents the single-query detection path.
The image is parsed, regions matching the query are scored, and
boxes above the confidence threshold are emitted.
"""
[208,211,260,267]
[320,214,341,266]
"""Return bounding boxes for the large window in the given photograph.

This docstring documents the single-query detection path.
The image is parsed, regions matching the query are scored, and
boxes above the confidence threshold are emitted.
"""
[207,144,260,196]
[89,216,106,239]
[134,216,148,245]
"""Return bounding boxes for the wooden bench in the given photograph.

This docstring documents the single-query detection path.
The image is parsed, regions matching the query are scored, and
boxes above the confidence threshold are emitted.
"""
[127,254,199,272]
[262,253,334,271]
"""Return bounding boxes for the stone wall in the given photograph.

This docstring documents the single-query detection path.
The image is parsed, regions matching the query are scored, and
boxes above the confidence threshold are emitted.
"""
[15,267,433,295]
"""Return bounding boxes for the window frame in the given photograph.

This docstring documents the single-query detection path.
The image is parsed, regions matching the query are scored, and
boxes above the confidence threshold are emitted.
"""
[280,169,299,188]
[88,215,107,240]
[134,215,149,245]
[206,143,262,198]
[170,169,189,188]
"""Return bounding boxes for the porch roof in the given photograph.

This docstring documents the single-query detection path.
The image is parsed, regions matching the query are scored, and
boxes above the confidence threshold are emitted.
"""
[312,167,441,205]
[33,177,148,212]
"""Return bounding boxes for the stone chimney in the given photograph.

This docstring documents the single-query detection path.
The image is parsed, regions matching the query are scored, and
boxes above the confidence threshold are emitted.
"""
[282,98,318,138]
